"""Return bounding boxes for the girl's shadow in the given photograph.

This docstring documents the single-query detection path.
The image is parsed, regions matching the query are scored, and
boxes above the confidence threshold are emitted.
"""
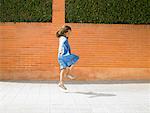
[68,91,116,98]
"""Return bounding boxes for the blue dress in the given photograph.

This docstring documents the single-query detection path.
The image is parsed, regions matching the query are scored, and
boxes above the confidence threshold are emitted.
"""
[58,36,79,70]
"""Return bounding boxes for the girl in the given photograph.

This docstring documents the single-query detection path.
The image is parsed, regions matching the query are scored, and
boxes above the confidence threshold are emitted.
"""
[56,25,79,90]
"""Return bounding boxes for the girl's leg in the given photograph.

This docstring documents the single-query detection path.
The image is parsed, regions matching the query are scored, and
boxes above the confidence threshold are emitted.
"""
[59,68,67,90]
[69,64,74,71]
[66,64,74,75]
[66,65,76,80]
[59,69,64,84]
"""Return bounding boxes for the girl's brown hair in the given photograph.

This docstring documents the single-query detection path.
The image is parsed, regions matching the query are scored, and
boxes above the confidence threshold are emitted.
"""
[56,25,72,38]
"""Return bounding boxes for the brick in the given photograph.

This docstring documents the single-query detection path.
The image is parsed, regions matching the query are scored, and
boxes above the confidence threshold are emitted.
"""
[0,0,150,80]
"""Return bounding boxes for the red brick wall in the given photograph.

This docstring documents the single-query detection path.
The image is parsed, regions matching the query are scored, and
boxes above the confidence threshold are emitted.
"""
[0,0,150,80]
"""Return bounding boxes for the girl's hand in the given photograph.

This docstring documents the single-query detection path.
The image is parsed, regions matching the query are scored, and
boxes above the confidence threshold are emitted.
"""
[59,49,64,56]
[59,52,63,56]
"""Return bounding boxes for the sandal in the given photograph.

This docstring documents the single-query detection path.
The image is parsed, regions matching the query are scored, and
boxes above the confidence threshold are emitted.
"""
[58,82,67,90]
[66,74,76,80]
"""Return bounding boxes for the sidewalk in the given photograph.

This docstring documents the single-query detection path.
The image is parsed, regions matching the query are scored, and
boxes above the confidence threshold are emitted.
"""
[0,80,149,113]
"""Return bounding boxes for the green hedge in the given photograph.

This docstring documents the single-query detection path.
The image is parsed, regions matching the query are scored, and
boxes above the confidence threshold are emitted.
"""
[65,0,150,24]
[0,0,52,22]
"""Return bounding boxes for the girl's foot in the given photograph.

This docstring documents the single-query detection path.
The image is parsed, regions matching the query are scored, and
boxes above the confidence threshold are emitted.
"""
[58,82,67,90]
[66,74,76,80]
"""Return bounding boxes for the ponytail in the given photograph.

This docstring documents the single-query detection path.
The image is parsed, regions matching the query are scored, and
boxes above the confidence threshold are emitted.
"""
[56,25,71,38]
